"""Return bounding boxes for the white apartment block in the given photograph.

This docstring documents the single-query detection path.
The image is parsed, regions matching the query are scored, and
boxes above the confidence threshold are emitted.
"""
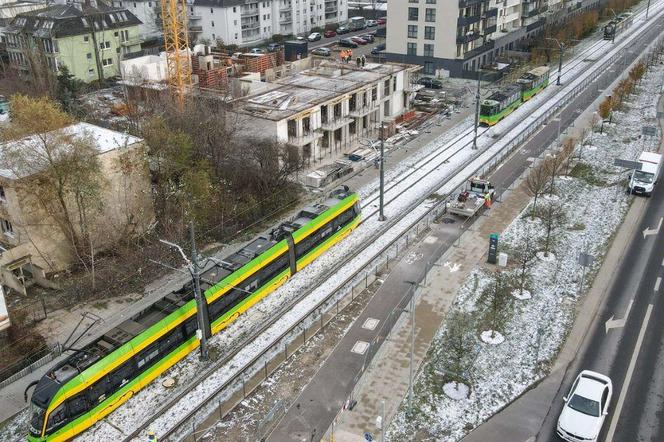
[386,0,596,78]
[112,0,161,39]
[190,0,347,47]
[232,61,420,163]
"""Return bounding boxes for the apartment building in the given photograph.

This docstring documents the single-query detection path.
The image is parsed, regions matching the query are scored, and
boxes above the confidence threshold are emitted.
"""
[0,123,154,293]
[5,1,142,82]
[111,0,161,40]
[190,0,347,47]
[385,0,573,77]
[232,61,420,162]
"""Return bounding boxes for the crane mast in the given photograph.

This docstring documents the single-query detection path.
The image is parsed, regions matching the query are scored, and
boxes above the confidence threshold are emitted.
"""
[160,0,192,108]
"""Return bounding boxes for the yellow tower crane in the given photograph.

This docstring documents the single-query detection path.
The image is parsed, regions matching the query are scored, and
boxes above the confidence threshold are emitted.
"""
[160,0,192,109]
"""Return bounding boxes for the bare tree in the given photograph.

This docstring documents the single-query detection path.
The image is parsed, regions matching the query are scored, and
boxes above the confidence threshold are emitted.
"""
[525,161,551,219]
[480,271,512,338]
[540,199,566,257]
[438,311,476,385]
[511,224,538,298]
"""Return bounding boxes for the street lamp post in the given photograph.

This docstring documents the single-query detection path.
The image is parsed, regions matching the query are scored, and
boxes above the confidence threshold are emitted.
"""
[379,123,386,221]
[546,38,565,86]
[473,68,481,150]
[159,223,211,361]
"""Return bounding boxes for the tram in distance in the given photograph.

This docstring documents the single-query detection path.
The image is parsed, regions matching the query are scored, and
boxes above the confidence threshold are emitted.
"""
[26,187,361,441]
[603,12,634,41]
[479,65,550,126]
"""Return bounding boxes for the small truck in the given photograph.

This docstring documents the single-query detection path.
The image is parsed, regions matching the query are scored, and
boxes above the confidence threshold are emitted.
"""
[448,177,495,217]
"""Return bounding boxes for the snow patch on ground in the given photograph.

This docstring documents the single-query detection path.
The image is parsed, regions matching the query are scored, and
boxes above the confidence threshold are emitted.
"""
[443,382,470,401]
[480,331,505,345]
[385,52,663,442]
[512,289,532,300]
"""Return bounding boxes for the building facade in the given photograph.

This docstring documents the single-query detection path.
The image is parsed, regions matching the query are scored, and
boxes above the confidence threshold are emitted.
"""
[111,0,161,40]
[5,1,142,82]
[385,0,589,78]
[233,61,420,163]
[190,0,347,47]
[0,123,154,292]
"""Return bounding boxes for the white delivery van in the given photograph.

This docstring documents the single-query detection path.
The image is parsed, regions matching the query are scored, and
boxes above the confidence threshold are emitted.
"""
[629,152,661,196]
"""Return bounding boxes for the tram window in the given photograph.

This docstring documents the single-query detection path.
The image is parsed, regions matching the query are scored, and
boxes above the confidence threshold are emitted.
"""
[88,377,110,403]
[46,403,67,432]
[183,317,197,337]
[136,344,159,369]
[159,329,184,354]
[108,360,135,390]
[67,394,89,418]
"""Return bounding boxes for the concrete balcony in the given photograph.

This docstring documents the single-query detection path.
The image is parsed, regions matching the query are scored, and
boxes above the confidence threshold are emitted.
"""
[189,25,203,32]
[241,9,259,17]
[121,37,142,47]
[456,32,481,45]
[288,131,323,145]
[349,103,378,118]
[318,116,353,131]
[457,15,481,27]
[241,21,260,30]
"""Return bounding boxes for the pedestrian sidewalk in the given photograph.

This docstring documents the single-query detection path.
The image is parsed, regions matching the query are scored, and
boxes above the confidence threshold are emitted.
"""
[331,181,534,441]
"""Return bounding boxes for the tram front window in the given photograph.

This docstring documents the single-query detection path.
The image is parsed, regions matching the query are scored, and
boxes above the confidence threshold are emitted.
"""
[29,404,46,437]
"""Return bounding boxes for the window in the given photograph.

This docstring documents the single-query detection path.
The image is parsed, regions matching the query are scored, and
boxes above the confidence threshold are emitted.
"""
[211,20,215,27]
[383,79,390,95]
[210,7,213,13]
[0,186,5,201]
[407,42,417,55]
[233,6,236,12]
[424,26,435,40]
[1,218,13,235]
[424,61,434,74]
[384,100,390,117]
[409,0,418,2]
[45,403,67,432]
[234,19,237,25]
[99,41,111,50]
[102,58,113,66]
[425,8,435,22]
[67,394,89,419]
[423,43,434,57]
[114,31,119,37]
[84,35,89,42]
[408,7,418,21]
[426,0,436,3]
[86,52,92,59]
[407,24,417,38]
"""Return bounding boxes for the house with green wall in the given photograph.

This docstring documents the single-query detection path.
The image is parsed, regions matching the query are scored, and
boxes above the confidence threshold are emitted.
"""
[5,0,142,82]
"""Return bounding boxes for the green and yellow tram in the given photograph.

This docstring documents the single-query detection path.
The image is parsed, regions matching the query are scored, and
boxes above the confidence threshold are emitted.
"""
[479,65,550,126]
[27,187,361,441]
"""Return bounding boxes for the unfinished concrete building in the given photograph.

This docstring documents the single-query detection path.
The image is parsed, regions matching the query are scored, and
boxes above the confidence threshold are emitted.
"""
[232,61,421,164]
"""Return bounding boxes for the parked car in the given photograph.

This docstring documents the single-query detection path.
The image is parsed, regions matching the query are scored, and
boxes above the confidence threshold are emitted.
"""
[311,47,332,56]
[557,371,612,442]
[339,38,358,48]
[370,43,386,55]
[376,17,387,25]
[417,77,443,89]
[351,36,368,45]
[267,43,282,52]
[360,34,375,43]
[324,30,337,38]
[366,19,378,27]
[336,25,350,34]
[308,32,322,41]
[249,47,265,54]
[296,35,305,41]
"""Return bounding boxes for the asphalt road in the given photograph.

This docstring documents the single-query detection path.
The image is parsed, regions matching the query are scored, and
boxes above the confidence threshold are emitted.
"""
[536,156,664,442]
[307,25,385,51]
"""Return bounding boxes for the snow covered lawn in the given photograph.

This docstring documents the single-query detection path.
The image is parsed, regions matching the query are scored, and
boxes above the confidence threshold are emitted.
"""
[386,63,663,442]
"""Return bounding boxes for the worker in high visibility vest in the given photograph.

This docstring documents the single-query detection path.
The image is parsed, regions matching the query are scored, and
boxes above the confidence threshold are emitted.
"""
[148,430,157,441]
[484,192,493,208]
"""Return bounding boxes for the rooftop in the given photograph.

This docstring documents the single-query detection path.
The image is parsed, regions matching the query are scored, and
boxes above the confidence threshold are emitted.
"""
[0,122,142,180]
[233,61,416,121]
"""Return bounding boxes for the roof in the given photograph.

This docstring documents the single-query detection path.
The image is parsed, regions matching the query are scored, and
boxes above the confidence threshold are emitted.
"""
[639,151,661,164]
[193,0,245,8]
[234,61,413,121]
[6,1,141,39]
[575,376,604,400]
[0,122,142,180]
[486,85,521,103]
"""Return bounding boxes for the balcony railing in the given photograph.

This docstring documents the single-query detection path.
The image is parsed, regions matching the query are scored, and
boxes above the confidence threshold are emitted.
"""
[456,32,481,45]
[241,21,260,30]
[457,15,481,27]
[121,37,141,47]
[288,131,323,145]
[241,9,259,17]
[349,103,378,118]
[462,38,494,59]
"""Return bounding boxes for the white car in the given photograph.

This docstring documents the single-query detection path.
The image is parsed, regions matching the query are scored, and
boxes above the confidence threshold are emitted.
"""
[308,32,322,41]
[557,370,613,442]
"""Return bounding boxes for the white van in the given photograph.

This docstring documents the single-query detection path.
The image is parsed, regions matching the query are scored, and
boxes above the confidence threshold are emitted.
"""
[628,152,661,196]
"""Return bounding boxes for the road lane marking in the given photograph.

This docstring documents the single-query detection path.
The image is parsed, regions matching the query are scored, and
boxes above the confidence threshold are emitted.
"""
[605,299,634,333]
[656,277,662,292]
[605,304,653,442]
[661,257,664,266]
[642,217,663,238]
